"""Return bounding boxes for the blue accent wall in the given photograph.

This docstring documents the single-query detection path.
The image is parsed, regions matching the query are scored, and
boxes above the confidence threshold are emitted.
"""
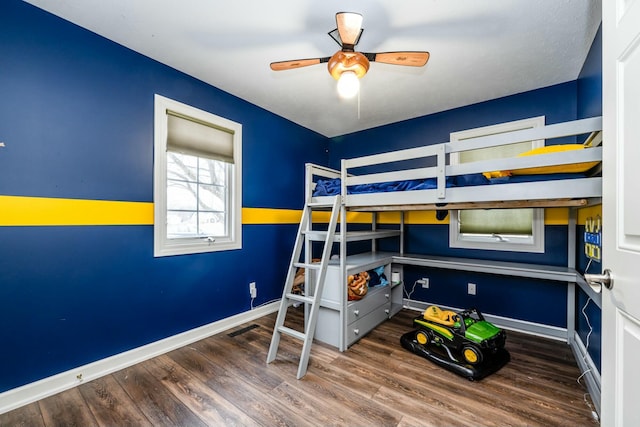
[576,24,603,370]
[0,1,326,392]
[578,25,603,120]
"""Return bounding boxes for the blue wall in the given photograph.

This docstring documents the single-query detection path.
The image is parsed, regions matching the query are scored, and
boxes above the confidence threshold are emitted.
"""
[0,1,327,392]
[576,24,603,370]
[578,25,603,120]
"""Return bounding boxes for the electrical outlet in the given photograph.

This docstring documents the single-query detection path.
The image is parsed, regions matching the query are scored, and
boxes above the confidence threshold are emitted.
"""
[249,282,257,298]
[468,282,476,295]
[421,278,429,288]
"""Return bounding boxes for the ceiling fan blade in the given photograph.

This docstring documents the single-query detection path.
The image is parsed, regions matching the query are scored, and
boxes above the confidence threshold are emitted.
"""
[270,57,330,71]
[336,12,363,47]
[364,51,430,67]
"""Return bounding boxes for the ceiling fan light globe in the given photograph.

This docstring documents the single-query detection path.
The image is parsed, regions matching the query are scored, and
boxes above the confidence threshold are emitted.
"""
[337,71,359,99]
[328,51,369,80]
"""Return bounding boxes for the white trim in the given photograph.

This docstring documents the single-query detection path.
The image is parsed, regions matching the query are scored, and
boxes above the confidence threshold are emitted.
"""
[449,209,545,253]
[154,94,242,257]
[570,330,601,416]
[0,302,279,415]
[403,299,568,341]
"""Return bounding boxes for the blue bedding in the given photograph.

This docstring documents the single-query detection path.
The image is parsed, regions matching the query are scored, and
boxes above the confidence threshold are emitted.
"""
[312,173,586,197]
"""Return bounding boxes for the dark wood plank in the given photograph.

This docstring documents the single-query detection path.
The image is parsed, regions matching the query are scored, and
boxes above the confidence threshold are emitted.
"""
[237,330,402,426]
[144,354,260,426]
[77,374,153,427]
[0,402,45,427]
[191,333,284,393]
[168,342,316,427]
[38,387,97,427]
[113,363,208,427]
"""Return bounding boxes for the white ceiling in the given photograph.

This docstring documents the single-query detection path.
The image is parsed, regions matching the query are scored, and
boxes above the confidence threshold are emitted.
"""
[25,0,601,138]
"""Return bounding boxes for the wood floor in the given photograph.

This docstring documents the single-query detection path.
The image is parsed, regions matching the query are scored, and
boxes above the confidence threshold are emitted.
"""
[1,308,598,426]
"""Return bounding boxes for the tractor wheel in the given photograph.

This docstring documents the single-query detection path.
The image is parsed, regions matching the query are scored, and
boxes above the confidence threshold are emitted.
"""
[462,346,483,365]
[415,330,432,347]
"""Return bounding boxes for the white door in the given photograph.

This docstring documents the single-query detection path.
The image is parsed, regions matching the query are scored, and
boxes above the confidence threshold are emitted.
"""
[601,0,640,425]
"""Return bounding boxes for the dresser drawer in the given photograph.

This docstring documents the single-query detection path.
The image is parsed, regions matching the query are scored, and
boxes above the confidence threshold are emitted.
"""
[347,285,390,324]
[347,305,390,346]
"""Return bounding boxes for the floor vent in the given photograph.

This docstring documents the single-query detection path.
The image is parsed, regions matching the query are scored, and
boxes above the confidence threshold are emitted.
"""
[228,324,259,337]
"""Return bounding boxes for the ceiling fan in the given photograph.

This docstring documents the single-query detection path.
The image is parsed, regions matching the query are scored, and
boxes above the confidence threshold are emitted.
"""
[270,12,430,98]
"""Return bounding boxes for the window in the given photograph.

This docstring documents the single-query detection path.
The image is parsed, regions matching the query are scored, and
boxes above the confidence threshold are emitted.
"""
[154,95,242,256]
[449,117,545,253]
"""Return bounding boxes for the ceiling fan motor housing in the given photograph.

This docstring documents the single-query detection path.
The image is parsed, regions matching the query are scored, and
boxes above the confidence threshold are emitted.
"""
[328,51,370,80]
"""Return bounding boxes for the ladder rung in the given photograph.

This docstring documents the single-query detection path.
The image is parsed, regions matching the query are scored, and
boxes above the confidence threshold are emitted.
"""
[277,326,306,341]
[293,262,321,270]
[307,201,334,208]
[286,293,314,304]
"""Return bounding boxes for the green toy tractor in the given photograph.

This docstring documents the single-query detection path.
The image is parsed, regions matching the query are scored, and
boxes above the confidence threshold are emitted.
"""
[401,305,509,380]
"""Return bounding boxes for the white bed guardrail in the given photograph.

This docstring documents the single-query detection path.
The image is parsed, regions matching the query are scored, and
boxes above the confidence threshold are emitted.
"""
[339,116,602,200]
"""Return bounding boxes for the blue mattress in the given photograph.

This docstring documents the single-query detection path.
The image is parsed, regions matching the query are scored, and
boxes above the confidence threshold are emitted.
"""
[312,173,586,197]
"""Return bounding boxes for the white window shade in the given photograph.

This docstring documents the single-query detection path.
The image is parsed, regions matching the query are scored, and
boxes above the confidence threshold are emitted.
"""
[458,141,533,163]
[459,209,533,234]
[167,110,234,163]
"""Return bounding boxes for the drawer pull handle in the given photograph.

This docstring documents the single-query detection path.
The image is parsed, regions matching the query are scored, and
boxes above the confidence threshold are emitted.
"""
[385,293,390,299]
[353,328,360,335]
[385,309,390,315]
[353,309,360,316]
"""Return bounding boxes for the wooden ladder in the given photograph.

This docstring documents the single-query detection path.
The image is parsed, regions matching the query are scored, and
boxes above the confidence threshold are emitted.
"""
[266,196,340,378]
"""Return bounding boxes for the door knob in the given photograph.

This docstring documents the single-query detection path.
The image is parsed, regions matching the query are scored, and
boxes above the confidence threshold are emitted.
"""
[584,269,613,293]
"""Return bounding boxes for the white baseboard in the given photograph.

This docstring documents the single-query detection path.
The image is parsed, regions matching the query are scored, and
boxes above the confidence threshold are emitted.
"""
[570,330,601,417]
[0,302,279,415]
[403,299,569,342]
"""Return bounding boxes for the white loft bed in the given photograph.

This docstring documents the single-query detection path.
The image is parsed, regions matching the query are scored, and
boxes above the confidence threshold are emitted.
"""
[301,116,603,354]
[308,116,602,211]
[273,116,602,385]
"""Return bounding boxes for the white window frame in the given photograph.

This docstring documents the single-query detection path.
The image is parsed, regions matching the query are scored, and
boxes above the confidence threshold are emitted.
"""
[449,116,545,253]
[154,94,242,257]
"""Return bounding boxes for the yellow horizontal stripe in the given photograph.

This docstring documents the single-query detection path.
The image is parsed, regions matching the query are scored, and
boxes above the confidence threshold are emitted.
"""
[242,208,301,224]
[545,208,568,226]
[241,209,374,224]
[0,198,308,226]
[578,204,602,225]
[0,196,600,227]
[345,212,374,223]
[404,211,448,225]
[377,209,572,226]
[0,196,153,226]
[246,207,591,226]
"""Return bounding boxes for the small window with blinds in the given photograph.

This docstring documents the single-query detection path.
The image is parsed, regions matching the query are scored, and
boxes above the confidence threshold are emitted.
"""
[154,95,242,256]
[449,117,545,253]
